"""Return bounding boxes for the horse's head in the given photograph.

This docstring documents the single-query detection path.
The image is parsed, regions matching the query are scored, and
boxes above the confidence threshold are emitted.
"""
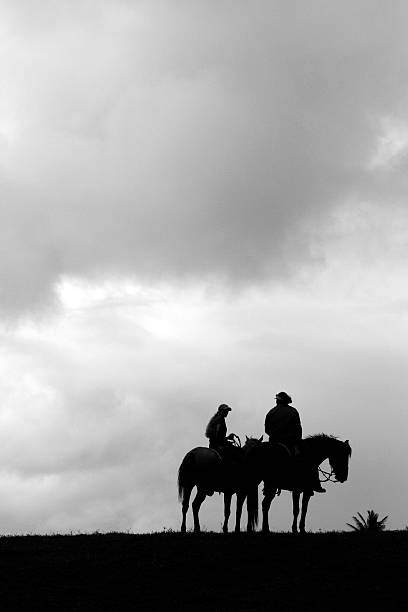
[328,439,352,483]
[243,435,263,455]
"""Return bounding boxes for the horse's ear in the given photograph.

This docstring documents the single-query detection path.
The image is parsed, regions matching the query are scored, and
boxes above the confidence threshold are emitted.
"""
[259,435,263,442]
[245,435,249,442]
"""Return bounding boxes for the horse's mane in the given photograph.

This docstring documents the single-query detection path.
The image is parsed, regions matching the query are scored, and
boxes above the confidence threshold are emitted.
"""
[304,433,352,456]
[305,433,338,442]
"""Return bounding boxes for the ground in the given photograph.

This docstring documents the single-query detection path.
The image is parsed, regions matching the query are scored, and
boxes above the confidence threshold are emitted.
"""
[0,531,406,610]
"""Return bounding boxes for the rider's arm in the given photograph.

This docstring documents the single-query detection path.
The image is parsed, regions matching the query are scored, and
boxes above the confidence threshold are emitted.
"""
[215,422,225,443]
[293,411,302,440]
[264,412,271,436]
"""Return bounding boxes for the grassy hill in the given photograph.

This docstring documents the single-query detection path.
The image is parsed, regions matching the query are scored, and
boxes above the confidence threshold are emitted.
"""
[0,531,406,610]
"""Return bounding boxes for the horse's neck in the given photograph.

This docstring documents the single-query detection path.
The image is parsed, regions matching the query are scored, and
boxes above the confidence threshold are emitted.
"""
[304,439,331,465]
[242,441,265,462]
[243,443,260,457]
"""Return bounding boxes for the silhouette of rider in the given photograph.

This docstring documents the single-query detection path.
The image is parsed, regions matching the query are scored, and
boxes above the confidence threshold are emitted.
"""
[205,404,241,491]
[265,392,325,493]
[265,391,302,452]
[206,404,235,451]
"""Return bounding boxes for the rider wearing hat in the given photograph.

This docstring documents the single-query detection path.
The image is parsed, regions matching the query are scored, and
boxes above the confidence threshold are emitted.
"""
[265,392,325,493]
[265,392,302,452]
[205,404,241,490]
[205,404,235,450]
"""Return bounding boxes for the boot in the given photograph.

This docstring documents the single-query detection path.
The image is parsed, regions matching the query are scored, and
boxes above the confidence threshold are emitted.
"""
[312,468,326,493]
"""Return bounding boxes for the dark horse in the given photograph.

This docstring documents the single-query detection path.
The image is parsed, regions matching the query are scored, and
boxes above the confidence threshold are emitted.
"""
[178,437,261,533]
[235,434,352,534]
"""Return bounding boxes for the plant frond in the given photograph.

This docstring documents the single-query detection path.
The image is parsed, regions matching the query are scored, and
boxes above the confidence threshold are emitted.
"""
[347,509,388,532]
[346,523,361,531]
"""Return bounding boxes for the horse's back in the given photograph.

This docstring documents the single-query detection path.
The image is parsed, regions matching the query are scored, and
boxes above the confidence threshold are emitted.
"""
[179,447,223,488]
[185,446,222,469]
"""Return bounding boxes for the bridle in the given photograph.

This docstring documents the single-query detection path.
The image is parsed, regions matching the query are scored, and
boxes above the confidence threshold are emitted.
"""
[318,466,339,483]
[230,433,241,448]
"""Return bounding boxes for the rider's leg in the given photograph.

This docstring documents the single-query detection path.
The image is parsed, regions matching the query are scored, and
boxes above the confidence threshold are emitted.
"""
[311,466,326,493]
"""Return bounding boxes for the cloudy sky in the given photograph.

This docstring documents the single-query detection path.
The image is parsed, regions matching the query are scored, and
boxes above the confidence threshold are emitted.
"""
[0,0,408,534]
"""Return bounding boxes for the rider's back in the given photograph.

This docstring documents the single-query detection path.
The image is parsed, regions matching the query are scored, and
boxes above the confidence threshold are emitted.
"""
[265,404,302,445]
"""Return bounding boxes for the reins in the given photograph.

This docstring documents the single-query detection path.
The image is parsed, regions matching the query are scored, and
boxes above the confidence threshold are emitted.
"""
[230,433,241,448]
[318,466,338,483]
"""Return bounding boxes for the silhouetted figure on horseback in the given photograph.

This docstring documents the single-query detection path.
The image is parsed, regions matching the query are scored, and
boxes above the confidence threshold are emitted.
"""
[205,404,234,453]
[178,404,253,533]
[265,391,325,494]
[205,404,242,486]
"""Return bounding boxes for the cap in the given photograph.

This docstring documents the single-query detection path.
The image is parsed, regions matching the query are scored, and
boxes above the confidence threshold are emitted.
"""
[275,391,292,404]
[218,404,232,412]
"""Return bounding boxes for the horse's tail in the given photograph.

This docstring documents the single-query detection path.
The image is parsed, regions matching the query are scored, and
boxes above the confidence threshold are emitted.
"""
[246,483,259,530]
[178,450,195,502]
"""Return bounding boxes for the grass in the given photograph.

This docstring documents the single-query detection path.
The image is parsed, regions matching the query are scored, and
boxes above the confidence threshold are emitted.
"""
[0,530,406,610]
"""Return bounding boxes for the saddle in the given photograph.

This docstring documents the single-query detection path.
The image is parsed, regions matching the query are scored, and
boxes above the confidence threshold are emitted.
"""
[265,442,321,495]
[211,442,242,493]
[266,442,307,494]
[221,443,242,462]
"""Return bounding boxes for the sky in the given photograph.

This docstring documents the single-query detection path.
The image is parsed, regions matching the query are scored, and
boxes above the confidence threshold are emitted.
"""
[0,0,408,534]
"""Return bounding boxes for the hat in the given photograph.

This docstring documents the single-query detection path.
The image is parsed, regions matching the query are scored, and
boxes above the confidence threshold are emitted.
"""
[275,391,292,404]
[218,404,232,412]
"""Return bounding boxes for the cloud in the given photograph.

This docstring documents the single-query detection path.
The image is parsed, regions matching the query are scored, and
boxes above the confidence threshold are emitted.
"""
[1,1,408,313]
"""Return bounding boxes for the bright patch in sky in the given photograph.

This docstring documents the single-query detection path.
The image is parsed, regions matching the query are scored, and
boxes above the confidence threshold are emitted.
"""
[0,115,21,144]
[369,116,408,169]
[57,277,209,341]
[57,278,141,310]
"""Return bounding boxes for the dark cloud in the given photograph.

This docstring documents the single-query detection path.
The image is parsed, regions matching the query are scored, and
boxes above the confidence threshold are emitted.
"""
[1,1,408,313]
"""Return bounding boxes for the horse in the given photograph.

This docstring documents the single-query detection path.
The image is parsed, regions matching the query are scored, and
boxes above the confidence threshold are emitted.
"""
[235,434,352,534]
[177,437,261,533]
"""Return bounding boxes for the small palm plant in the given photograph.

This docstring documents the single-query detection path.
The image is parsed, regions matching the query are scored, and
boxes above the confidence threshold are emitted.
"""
[347,509,388,532]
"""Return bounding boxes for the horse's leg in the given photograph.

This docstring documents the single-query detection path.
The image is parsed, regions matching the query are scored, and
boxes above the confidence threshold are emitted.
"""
[261,484,276,533]
[246,483,259,533]
[223,492,232,533]
[292,490,300,534]
[234,490,246,533]
[192,487,206,533]
[181,485,193,533]
[299,492,312,534]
